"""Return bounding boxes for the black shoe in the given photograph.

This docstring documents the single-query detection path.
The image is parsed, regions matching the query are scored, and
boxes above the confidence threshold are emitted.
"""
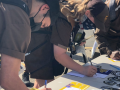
[22,72,34,87]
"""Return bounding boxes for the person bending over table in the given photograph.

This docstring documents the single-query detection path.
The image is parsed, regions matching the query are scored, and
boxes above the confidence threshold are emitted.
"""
[62,0,118,60]
[94,0,120,60]
[0,0,56,90]
[24,0,98,89]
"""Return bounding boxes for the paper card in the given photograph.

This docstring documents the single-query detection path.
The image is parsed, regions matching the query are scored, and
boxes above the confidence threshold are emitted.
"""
[67,71,85,78]
[93,68,112,78]
[108,58,120,62]
[97,68,112,75]
[63,87,80,90]
[59,82,90,90]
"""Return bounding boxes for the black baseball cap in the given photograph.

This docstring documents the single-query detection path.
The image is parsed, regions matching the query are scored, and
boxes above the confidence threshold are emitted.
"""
[44,0,60,26]
[87,0,109,32]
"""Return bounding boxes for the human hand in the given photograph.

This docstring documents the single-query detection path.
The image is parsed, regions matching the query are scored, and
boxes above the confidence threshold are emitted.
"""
[110,51,120,60]
[30,88,52,90]
[80,41,86,46]
[81,66,97,77]
[40,88,52,90]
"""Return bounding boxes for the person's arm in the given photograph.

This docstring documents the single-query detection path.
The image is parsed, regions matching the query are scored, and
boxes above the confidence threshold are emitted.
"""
[54,45,97,77]
[0,54,29,90]
[94,15,112,56]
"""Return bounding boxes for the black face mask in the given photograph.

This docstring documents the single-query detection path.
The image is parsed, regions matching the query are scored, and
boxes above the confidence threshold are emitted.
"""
[30,6,49,32]
[30,17,42,32]
[82,17,96,30]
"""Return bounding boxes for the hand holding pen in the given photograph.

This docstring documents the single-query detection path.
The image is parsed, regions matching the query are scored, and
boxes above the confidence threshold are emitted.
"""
[85,57,97,76]
[37,80,51,90]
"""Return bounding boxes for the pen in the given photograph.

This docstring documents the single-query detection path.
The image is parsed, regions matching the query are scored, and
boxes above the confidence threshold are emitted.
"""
[88,57,93,66]
[90,60,93,66]
[88,57,97,75]
[110,64,120,70]
[45,80,47,88]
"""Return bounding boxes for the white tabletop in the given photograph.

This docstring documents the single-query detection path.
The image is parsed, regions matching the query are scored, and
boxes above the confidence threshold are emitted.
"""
[39,55,120,90]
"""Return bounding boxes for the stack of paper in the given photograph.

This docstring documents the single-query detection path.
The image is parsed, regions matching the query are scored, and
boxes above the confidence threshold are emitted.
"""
[67,68,112,79]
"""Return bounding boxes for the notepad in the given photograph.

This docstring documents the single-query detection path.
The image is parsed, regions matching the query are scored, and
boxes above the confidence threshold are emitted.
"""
[59,82,90,90]
[67,68,112,79]
[67,71,85,78]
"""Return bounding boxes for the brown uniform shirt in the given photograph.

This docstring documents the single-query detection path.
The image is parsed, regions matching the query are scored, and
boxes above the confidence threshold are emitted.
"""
[0,2,31,60]
[25,12,72,79]
[94,0,120,56]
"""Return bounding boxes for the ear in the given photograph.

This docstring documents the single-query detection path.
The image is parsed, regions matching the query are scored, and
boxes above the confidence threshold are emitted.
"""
[40,4,50,11]
[85,10,90,17]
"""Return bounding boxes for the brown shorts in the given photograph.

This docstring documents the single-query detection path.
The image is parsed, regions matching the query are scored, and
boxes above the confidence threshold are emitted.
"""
[0,3,31,60]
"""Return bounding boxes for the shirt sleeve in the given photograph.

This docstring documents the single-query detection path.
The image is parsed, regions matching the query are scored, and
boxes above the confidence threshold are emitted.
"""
[94,15,112,56]
[50,17,72,50]
[0,5,31,61]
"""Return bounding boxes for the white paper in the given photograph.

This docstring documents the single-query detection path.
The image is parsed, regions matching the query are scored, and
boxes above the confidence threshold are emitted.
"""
[92,73,108,78]
[67,71,108,78]
[67,71,85,78]
[63,87,81,90]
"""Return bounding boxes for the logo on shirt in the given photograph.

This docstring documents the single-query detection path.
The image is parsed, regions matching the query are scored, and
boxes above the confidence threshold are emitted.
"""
[104,16,108,22]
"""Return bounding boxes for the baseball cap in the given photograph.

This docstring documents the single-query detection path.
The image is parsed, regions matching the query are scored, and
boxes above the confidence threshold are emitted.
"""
[44,0,60,26]
[86,0,109,32]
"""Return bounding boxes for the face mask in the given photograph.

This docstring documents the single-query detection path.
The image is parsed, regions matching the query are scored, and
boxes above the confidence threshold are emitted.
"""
[30,17,42,32]
[82,16,96,30]
[82,17,96,30]
[30,6,49,32]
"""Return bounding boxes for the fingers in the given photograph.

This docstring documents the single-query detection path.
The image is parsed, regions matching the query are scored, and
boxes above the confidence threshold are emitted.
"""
[47,88,52,90]
[41,88,52,90]
[111,51,120,60]
[86,66,97,77]
[114,51,120,60]
[91,66,97,71]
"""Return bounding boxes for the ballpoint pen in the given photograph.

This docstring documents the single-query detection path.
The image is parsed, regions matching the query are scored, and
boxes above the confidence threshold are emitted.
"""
[88,57,97,75]
[45,80,47,88]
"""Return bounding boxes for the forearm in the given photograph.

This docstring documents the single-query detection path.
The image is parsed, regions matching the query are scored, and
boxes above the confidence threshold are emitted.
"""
[55,53,84,74]
[1,54,29,90]
[1,74,29,90]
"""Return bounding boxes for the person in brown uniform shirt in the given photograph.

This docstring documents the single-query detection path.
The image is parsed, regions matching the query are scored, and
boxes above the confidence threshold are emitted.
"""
[25,0,98,89]
[0,0,57,90]
[94,0,120,60]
